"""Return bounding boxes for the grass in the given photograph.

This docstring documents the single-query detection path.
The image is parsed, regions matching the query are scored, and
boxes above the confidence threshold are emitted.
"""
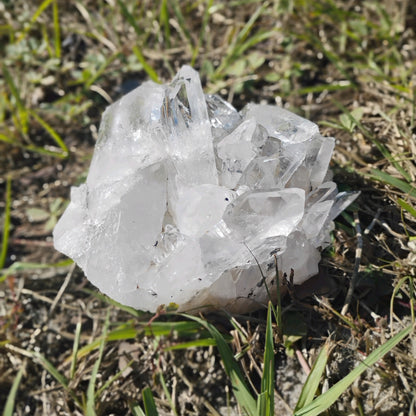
[2,362,25,416]
[1,0,415,414]
[0,176,11,270]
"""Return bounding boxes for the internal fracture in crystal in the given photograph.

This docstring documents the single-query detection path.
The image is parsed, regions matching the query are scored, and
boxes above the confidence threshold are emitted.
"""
[53,66,358,313]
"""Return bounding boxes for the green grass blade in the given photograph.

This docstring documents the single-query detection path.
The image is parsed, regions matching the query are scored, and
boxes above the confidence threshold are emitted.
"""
[274,259,283,338]
[164,338,217,350]
[0,135,14,145]
[0,134,68,158]
[0,177,12,270]
[258,302,275,416]
[294,342,331,411]
[229,316,249,345]
[72,320,206,361]
[257,392,267,415]
[132,46,160,83]
[294,324,413,416]
[2,259,73,271]
[131,403,146,416]
[142,386,159,416]
[87,290,146,317]
[397,198,416,218]
[53,0,61,59]
[215,2,269,76]
[32,350,81,405]
[24,145,68,158]
[233,30,275,58]
[158,371,178,416]
[298,82,352,95]
[70,321,82,379]
[316,297,359,331]
[41,23,54,58]
[73,327,134,360]
[182,314,257,416]
[17,0,54,42]
[2,66,23,109]
[372,142,411,183]
[29,110,69,156]
[30,0,54,23]
[95,359,134,399]
[171,0,194,48]
[234,2,268,48]
[84,52,120,88]
[0,259,73,282]
[86,312,110,416]
[142,320,204,337]
[159,0,171,48]
[117,0,142,38]
[191,0,213,65]
[410,277,415,324]
[2,66,28,134]
[390,276,414,330]
[3,364,25,416]
[370,168,416,198]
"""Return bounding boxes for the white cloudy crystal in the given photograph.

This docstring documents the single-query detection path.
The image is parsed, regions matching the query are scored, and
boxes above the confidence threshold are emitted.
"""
[53,66,358,313]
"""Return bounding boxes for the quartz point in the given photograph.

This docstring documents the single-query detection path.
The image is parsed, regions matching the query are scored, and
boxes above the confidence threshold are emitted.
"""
[53,66,359,313]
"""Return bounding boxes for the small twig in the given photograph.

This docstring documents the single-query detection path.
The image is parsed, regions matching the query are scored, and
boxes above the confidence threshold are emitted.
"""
[90,84,113,104]
[9,238,54,247]
[358,300,381,323]
[202,398,222,416]
[19,288,79,311]
[295,349,311,376]
[41,370,48,416]
[5,343,34,358]
[341,212,363,316]
[378,219,406,240]
[363,208,381,236]
[49,262,76,315]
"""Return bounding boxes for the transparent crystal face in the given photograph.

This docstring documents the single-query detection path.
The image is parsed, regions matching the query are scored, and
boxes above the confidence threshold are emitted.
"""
[53,66,359,313]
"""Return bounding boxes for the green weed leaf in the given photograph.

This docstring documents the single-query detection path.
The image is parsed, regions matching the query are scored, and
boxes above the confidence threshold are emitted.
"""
[3,364,25,416]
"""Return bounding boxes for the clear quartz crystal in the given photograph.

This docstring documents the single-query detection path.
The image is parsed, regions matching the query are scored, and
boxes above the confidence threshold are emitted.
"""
[54,65,359,313]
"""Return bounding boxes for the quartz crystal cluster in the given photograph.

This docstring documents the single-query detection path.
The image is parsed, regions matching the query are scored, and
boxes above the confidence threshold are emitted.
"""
[53,66,358,313]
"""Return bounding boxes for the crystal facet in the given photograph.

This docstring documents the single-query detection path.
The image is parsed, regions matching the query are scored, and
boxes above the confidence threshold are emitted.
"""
[53,66,358,313]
